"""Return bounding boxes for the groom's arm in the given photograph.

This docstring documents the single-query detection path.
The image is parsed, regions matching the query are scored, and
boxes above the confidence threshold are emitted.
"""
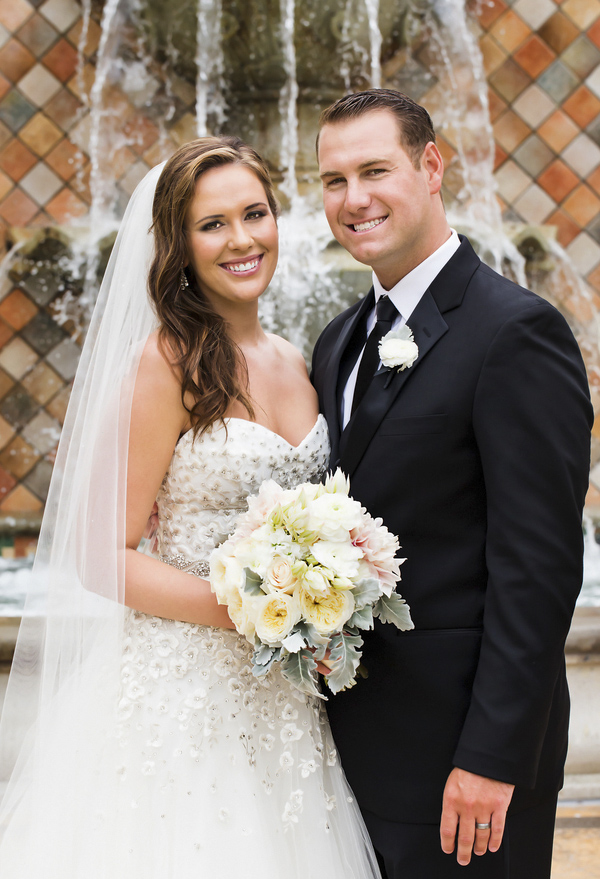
[441,297,592,862]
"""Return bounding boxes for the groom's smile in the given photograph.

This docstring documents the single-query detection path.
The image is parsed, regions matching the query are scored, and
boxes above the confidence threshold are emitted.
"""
[349,216,388,233]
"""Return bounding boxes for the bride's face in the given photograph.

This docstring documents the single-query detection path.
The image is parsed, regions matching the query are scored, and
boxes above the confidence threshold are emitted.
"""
[184,164,278,312]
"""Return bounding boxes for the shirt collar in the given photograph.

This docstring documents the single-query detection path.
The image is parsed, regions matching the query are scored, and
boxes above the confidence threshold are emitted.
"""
[372,229,460,321]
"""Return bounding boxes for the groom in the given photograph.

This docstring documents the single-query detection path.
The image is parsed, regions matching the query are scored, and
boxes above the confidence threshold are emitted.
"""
[311,89,593,878]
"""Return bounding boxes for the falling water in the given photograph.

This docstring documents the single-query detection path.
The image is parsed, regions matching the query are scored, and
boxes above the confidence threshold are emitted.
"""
[364,0,382,88]
[278,0,300,204]
[195,0,226,136]
[417,0,525,278]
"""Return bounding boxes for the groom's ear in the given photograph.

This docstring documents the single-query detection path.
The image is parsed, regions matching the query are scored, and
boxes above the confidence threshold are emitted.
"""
[421,142,444,196]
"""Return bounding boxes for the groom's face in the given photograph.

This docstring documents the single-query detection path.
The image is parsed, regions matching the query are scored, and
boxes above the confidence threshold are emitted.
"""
[318,109,443,289]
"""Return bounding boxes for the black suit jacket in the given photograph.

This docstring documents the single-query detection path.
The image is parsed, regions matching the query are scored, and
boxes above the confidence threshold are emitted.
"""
[311,236,592,824]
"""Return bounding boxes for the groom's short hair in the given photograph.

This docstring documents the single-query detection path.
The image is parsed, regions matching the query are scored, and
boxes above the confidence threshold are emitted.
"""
[317,89,436,168]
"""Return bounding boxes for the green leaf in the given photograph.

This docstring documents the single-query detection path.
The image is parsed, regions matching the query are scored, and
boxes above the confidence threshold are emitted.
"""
[325,629,364,694]
[281,631,306,653]
[280,649,324,699]
[295,620,330,648]
[347,603,374,630]
[254,643,275,665]
[374,593,414,630]
[243,567,265,595]
[351,577,381,609]
[251,645,282,677]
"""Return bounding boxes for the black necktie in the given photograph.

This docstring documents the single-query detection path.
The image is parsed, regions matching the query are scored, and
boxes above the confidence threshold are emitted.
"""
[351,295,398,415]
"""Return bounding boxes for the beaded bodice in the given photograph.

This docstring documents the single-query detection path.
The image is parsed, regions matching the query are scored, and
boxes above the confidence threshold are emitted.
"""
[155,415,329,567]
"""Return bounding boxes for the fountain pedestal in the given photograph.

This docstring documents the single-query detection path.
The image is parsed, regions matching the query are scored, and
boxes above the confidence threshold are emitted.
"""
[562,606,600,800]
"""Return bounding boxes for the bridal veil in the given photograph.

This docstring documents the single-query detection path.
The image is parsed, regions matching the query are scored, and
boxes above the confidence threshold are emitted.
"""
[0,163,163,855]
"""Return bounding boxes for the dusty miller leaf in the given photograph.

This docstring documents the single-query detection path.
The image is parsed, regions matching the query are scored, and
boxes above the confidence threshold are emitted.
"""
[295,620,330,649]
[251,645,282,677]
[280,649,324,699]
[351,578,381,609]
[281,630,306,653]
[347,603,374,631]
[243,568,265,595]
[325,628,364,694]
[374,593,414,630]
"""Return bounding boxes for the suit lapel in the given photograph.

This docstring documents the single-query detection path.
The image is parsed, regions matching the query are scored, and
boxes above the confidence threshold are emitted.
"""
[337,236,480,477]
[338,289,448,475]
[322,289,374,463]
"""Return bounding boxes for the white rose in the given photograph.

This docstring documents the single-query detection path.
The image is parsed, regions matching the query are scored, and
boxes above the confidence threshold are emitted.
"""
[378,326,419,371]
[307,493,363,542]
[310,539,363,580]
[255,593,301,646]
[298,587,355,635]
[302,567,331,598]
[265,557,298,595]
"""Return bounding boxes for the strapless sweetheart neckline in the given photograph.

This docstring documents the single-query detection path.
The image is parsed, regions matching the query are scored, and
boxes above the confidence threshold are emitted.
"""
[179,413,326,451]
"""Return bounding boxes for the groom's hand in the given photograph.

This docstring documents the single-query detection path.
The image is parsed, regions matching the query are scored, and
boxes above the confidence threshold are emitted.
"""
[440,768,514,865]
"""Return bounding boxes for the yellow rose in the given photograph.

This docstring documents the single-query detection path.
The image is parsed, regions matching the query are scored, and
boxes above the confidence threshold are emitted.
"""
[254,593,301,646]
[298,587,355,635]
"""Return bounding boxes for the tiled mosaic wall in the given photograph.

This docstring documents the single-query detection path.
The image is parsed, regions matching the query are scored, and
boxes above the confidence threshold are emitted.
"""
[475,0,600,287]
[0,0,598,544]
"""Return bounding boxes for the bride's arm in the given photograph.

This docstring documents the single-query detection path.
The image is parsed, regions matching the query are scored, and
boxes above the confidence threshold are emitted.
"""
[124,335,234,628]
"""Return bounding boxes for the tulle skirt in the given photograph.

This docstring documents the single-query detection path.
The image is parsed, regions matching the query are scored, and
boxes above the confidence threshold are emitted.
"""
[0,612,380,878]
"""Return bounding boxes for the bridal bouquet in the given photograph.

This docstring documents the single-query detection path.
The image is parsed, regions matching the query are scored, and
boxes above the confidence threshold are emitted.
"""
[210,470,413,697]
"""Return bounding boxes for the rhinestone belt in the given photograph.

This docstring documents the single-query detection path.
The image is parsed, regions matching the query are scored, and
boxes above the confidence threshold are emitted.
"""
[160,554,211,579]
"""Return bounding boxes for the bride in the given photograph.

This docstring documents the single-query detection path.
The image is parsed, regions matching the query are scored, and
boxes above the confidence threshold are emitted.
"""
[0,137,380,878]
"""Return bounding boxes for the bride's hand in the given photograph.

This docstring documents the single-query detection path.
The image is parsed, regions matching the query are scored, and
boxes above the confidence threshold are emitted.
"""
[314,649,332,676]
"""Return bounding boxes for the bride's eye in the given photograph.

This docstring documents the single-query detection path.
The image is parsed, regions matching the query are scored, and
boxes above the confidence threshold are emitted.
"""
[246,210,267,221]
[201,220,224,231]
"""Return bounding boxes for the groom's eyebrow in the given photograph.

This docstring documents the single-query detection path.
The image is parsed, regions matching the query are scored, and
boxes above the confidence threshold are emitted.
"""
[319,159,389,180]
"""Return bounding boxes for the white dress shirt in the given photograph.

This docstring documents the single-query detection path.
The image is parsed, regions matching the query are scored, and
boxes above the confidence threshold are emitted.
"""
[341,230,461,428]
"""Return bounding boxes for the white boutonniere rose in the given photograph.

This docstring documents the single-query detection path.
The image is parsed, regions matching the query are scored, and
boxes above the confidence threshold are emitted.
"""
[379,325,419,372]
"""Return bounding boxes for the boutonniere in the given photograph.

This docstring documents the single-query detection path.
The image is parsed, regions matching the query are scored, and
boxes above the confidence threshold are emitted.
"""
[379,325,419,373]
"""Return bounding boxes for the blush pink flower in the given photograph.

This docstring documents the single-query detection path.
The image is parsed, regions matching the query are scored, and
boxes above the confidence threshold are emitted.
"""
[351,515,404,595]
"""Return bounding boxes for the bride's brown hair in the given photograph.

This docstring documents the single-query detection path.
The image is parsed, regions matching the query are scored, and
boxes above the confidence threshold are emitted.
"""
[149,136,279,436]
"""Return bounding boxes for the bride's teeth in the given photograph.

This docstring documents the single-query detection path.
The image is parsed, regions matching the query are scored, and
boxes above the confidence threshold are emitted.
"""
[354,218,385,232]
[228,259,259,273]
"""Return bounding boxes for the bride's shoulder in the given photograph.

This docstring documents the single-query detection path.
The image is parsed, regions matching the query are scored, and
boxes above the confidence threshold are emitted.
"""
[137,331,182,394]
[267,333,307,373]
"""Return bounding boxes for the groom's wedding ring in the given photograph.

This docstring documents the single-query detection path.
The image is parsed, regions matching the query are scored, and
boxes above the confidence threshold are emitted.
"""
[475,822,491,830]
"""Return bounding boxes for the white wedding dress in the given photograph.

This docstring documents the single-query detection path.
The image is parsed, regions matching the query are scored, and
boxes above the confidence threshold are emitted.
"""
[0,414,380,878]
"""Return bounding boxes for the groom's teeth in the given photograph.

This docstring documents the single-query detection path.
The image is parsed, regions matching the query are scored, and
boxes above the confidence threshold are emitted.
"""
[227,259,260,273]
[353,218,385,232]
